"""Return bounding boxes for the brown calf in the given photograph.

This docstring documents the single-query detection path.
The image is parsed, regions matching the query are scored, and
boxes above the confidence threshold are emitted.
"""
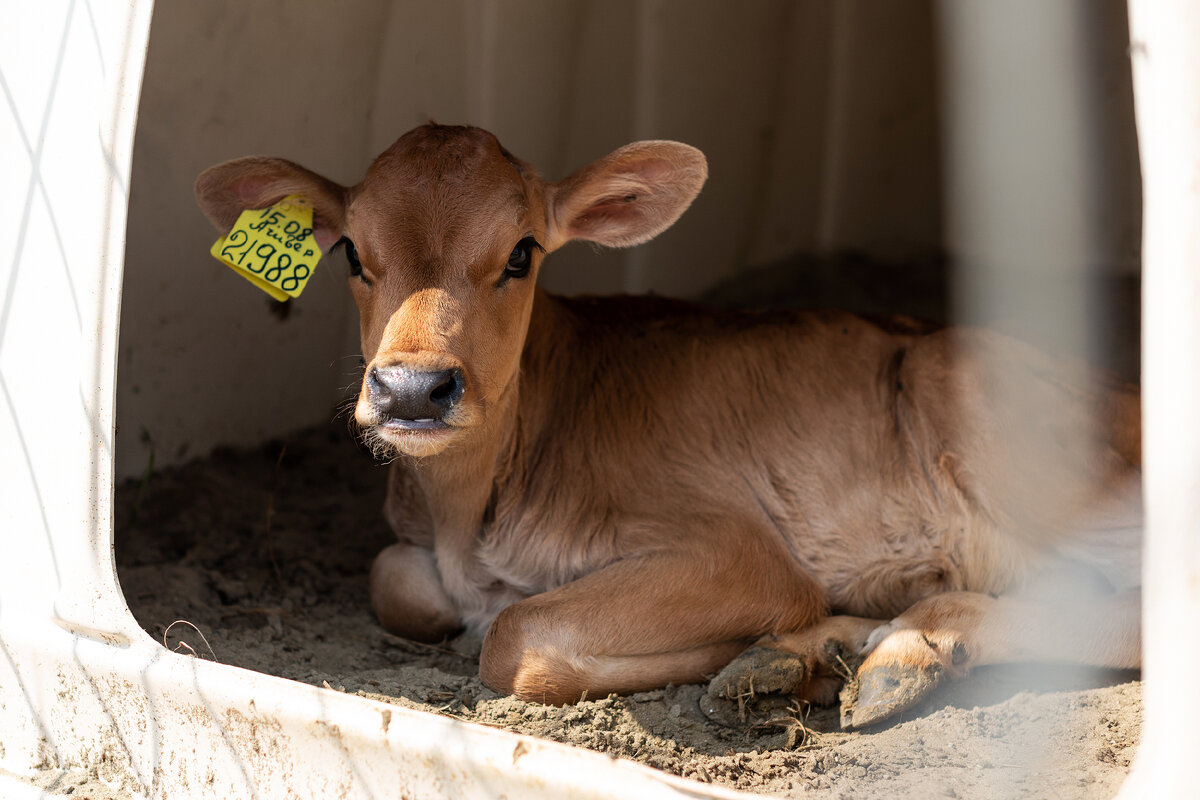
[196,124,1142,729]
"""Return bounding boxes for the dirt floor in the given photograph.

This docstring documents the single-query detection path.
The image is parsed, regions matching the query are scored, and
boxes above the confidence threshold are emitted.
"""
[114,422,1142,800]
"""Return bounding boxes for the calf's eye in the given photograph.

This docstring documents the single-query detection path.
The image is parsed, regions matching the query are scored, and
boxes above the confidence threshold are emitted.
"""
[334,236,366,281]
[503,236,542,282]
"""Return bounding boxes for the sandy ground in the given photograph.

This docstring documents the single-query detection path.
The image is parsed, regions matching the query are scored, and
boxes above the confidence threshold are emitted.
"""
[114,423,1142,799]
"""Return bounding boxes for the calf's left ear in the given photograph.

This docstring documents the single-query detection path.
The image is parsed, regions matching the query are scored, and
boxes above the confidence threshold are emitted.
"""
[544,141,707,251]
[195,156,348,251]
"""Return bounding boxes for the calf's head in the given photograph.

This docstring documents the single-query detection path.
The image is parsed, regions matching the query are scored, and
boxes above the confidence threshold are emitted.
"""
[196,125,706,457]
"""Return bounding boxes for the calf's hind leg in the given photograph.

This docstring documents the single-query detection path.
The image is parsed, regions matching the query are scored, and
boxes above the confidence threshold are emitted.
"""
[842,588,1141,728]
[701,586,1140,730]
[480,532,826,704]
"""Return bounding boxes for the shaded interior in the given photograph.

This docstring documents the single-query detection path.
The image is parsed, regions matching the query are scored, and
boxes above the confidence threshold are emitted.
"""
[116,2,1144,798]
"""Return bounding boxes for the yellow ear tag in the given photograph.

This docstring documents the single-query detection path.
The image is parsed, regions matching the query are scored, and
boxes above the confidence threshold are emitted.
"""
[210,195,323,301]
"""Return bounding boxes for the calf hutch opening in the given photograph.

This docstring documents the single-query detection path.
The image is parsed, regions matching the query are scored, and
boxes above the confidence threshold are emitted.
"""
[6,2,1198,799]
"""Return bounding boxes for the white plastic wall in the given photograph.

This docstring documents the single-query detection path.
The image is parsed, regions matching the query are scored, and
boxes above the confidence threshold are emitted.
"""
[1117,0,1200,794]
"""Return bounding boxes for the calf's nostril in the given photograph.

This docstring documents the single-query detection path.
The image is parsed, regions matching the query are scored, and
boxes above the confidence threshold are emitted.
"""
[429,373,459,405]
[366,367,395,409]
[367,366,386,394]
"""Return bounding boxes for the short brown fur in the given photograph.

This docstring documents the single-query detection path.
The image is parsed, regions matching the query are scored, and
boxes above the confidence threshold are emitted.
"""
[196,124,1142,727]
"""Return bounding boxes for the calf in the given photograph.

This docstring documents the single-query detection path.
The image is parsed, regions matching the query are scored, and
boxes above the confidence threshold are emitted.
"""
[196,124,1142,729]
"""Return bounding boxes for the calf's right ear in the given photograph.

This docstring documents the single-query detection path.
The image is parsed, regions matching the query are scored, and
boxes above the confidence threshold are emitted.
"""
[195,157,348,251]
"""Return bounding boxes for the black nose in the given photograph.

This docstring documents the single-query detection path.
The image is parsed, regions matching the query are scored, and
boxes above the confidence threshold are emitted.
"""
[367,366,465,422]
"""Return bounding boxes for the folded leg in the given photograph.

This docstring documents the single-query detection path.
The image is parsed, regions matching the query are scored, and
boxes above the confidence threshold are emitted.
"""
[369,542,462,642]
[700,615,883,725]
[479,532,826,704]
[701,587,1140,730]
[842,588,1140,728]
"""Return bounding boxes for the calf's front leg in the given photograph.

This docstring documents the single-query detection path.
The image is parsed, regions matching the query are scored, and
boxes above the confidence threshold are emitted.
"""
[479,534,826,704]
[369,542,462,642]
[700,614,885,726]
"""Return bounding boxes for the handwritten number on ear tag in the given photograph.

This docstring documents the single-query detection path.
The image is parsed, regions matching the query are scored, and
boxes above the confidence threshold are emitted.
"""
[209,195,323,300]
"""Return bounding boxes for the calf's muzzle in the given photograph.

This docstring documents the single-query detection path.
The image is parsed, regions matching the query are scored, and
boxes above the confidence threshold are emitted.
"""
[367,364,465,425]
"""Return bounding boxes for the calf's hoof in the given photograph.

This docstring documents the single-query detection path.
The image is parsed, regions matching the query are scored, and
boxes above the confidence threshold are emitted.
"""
[699,645,810,728]
[839,661,943,730]
[839,625,958,729]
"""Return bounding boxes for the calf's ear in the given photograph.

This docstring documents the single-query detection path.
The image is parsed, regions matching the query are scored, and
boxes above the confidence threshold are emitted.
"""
[545,141,707,251]
[195,157,348,251]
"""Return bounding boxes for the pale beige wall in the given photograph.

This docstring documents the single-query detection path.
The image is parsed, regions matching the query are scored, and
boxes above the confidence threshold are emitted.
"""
[364,0,942,298]
[117,0,390,477]
[116,0,1139,478]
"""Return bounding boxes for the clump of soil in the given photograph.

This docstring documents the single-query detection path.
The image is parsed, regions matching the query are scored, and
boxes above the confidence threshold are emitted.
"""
[115,424,1141,799]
